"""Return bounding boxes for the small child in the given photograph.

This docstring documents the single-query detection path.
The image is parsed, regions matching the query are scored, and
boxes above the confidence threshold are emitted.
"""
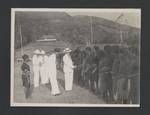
[21,54,32,99]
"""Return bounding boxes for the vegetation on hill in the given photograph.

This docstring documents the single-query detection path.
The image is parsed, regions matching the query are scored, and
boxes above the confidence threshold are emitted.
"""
[14,12,140,49]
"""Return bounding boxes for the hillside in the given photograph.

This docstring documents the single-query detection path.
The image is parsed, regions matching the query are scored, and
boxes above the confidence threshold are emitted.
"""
[14,12,140,49]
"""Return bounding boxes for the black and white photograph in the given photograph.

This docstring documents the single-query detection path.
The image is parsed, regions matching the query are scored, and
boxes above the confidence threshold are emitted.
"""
[11,8,141,107]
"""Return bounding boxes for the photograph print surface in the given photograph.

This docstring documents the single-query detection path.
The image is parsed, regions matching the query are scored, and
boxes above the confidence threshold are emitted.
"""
[11,8,141,107]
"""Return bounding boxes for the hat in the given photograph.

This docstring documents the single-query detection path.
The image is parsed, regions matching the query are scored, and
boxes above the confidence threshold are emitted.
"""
[41,50,46,55]
[22,54,30,61]
[33,49,41,54]
[54,48,61,52]
[63,48,72,53]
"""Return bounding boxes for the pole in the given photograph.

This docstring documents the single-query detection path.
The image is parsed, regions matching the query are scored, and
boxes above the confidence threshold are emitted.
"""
[120,30,123,45]
[19,25,24,56]
[90,16,93,45]
[125,18,128,47]
[115,13,124,46]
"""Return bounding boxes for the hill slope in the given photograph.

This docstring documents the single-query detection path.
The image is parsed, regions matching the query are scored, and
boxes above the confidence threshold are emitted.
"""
[14,12,140,49]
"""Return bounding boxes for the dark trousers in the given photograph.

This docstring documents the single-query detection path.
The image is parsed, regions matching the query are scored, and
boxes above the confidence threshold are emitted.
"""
[77,69,82,86]
[98,72,113,103]
[129,76,139,104]
[24,86,31,99]
[91,69,99,93]
[74,67,82,85]
[89,75,95,92]
[22,75,32,99]
[84,71,91,89]
[74,68,78,84]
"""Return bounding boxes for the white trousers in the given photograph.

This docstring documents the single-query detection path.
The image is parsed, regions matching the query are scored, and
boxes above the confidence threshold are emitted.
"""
[33,66,40,88]
[48,69,60,95]
[64,70,74,91]
[40,66,49,84]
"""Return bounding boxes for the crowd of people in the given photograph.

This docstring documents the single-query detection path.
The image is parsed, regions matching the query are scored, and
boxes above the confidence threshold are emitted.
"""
[70,45,140,104]
[20,44,140,104]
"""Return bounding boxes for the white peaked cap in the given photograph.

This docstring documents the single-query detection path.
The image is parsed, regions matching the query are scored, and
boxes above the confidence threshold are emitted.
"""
[34,49,41,54]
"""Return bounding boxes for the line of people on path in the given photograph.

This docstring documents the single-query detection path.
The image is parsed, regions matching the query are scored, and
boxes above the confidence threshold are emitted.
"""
[21,48,76,99]
[20,44,139,104]
[70,45,140,104]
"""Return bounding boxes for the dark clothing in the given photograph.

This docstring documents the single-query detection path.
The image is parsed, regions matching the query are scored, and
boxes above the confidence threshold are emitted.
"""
[59,53,65,71]
[92,50,105,93]
[80,50,87,87]
[21,62,31,99]
[72,49,82,85]
[114,53,135,104]
[98,52,114,102]
[100,53,114,71]
[116,78,129,104]
[98,72,113,99]
[112,55,120,101]
[21,62,30,88]
[129,74,139,104]
[83,54,93,89]
[128,54,140,104]
[22,74,30,88]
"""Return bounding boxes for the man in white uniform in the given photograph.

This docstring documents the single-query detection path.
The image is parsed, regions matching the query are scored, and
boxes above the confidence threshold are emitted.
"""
[48,51,60,96]
[40,50,49,85]
[32,49,40,88]
[63,48,76,91]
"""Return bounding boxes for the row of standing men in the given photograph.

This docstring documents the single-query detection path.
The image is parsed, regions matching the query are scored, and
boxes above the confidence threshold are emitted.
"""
[69,45,139,104]
[21,45,139,104]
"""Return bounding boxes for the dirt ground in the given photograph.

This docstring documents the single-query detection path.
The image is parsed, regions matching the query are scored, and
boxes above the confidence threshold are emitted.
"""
[13,41,105,104]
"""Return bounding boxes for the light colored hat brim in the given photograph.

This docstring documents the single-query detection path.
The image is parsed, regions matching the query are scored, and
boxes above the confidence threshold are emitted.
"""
[40,53,46,55]
[33,50,41,54]
[34,52,41,54]
[64,50,72,52]
[64,48,72,52]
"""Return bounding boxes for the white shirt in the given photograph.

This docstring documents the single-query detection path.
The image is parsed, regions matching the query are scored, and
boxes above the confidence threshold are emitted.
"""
[32,55,39,66]
[43,55,49,65]
[48,53,57,72]
[49,53,56,66]
[38,55,44,67]
[63,54,74,72]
